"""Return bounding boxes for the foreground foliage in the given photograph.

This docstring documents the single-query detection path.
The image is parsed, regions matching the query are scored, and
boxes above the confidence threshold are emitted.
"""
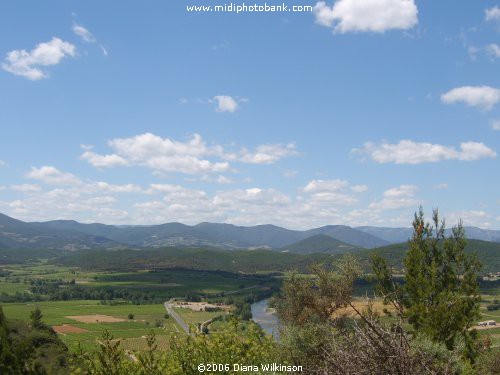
[0,306,70,374]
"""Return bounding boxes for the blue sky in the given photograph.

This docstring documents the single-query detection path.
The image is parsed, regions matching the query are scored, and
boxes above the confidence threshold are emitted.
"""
[0,0,499,229]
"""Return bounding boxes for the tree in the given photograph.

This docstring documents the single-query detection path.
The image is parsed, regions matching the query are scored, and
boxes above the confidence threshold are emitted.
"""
[372,207,481,358]
[30,307,44,330]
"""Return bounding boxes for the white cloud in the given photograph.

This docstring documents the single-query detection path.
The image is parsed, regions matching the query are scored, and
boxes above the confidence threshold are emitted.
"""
[236,143,298,164]
[212,95,239,113]
[147,184,186,194]
[120,179,366,227]
[283,170,299,178]
[313,0,418,33]
[351,184,368,193]
[83,133,230,174]
[446,210,491,228]
[72,24,95,43]
[80,150,129,168]
[81,133,298,174]
[303,179,349,193]
[434,183,448,190]
[486,44,500,59]
[91,182,142,193]
[354,140,497,164]
[491,119,500,130]
[26,166,81,185]
[99,45,109,56]
[441,86,500,111]
[370,184,419,210]
[2,37,76,80]
[0,160,5,167]
[216,175,234,184]
[1,187,129,223]
[10,184,42,193]
[485,6,500,22]
[302,179,361,205]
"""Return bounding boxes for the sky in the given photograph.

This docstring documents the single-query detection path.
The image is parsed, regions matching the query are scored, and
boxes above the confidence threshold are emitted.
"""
[0,0,499,229]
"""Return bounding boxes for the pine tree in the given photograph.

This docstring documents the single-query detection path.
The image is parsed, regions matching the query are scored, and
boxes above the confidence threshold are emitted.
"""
[30,307,44,330]
[372,208,481,359]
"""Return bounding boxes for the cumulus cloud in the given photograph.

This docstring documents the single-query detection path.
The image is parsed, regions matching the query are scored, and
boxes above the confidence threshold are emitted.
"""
[212,95,240,113]
[80,150,129,168]
[82,133,229,174]
[72,24,95,43]
[10,184,42,193]
[313,0,418,33]
[216,175,234,184]
[434,183,448,190]
[446,210,491,228]
[2,38,76,80]
[486,44,500,59]
[236,143,298,164]
[81,133,298,174]
[91,182,143,193]
[302,179,363,205]
[1,187,130,223]
[441,86,500,111]
[353,140,497,164]
[214,188,291,208]
[26,166,81,186]
[491,119,500,130]
[303,179,349,193]
[485,6,500,22]
[370,185,419,210]
[135,182,367,227]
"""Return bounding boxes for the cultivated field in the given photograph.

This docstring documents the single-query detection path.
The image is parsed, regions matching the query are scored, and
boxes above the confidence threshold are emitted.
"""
[0,299,230,352]
[0,300,178,352]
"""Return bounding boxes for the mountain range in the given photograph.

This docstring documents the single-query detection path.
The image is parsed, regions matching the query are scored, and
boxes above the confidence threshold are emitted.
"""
[1,212,500,252]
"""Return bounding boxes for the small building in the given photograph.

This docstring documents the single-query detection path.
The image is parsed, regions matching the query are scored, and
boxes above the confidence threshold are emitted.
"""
[477,320,497,327]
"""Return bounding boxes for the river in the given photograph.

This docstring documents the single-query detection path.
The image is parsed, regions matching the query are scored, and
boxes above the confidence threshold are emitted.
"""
[251,299,280,338]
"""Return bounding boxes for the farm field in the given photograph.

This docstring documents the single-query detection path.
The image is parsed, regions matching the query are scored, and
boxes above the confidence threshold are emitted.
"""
[174,306,227,330]
[90,269,261,297]
[0,300,180,352]
[0,299,230,352]
[477,295,500,347]
[0,261,275,302]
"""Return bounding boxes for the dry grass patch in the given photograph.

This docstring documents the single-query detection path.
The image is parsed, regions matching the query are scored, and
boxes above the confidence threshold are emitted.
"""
[333,299,396,318]
[66,314,126,323]
[53,324,89,334]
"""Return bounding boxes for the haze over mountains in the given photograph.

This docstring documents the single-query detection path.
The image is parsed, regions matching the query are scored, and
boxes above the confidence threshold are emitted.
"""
[1,212,500,252]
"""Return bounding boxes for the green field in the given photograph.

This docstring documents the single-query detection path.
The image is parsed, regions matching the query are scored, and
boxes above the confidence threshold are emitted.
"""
[174,307,227,330]
[0,261,275,303]
[0,300,176,351]
[0,261,271,354]
[90,269,260,297]
[0,301,225,354]
[0,280,30,294]
[0,299,228,352]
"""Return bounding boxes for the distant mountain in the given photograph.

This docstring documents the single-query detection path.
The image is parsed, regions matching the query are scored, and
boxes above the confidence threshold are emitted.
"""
[1,211,497,252]
[0,213,119,250]
[32,219,379,249]
[355,239,500,274]
[280,234,360,255]
[194,222,305,248]
[356,226,500,244]
[33,220,215,248]
[356,226,413,244]
[306,225,389,248]
[458,227,500,243]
